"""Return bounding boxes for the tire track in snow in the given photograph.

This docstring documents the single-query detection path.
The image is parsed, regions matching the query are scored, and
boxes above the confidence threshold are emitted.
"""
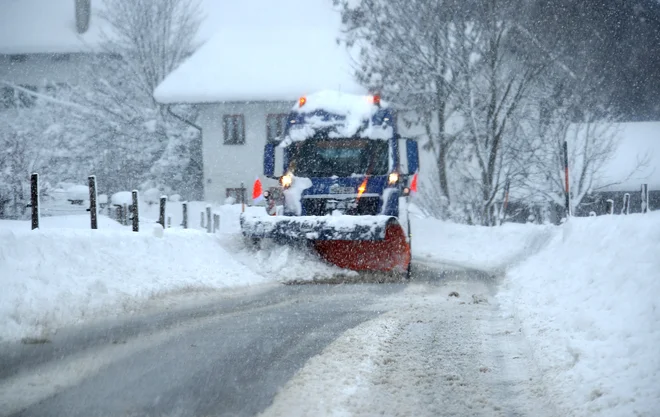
[260,281,557,417]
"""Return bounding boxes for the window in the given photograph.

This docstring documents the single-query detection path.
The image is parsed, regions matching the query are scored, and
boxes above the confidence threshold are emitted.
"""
[223,115,245,144]
[51,53,71,62]
[226,188,247,204]
[18,85,37,108]
[9,54,27,63]
[292,138,389,177]
[266,113,289,142]
[0,86,14,109]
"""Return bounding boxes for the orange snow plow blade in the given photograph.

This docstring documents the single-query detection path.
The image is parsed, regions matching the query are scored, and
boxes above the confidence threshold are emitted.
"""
[313,221,410,272]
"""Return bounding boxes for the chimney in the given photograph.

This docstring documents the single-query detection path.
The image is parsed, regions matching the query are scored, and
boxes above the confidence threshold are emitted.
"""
[75,0,91,34]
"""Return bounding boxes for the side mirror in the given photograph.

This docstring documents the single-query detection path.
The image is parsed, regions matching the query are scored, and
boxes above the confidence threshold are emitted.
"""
[264,143,275,178]
[405,139,419,175]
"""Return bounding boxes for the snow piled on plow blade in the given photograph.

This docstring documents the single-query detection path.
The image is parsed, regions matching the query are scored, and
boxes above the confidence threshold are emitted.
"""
[240,214,394,241]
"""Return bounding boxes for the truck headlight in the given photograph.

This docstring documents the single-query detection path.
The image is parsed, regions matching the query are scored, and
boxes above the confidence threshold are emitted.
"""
[388,172,399,185]
[280,173,293,189]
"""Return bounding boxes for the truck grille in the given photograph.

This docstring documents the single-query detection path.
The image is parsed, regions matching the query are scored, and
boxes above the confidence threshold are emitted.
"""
[302,197,380,216]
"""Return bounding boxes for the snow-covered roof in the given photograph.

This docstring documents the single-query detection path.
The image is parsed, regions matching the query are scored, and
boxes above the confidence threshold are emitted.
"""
[153,1,363,104]
[0,0,238,54]
[0,0,102,54]
[586,121,660,191]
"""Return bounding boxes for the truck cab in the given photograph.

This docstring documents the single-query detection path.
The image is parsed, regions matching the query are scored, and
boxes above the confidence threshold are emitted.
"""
[263,91,419,218]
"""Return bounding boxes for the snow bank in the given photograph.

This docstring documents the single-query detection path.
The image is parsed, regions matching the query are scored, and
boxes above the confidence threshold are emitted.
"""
[500,212,660,416]
[0,227,269,342]
[413,216,553,273]
[0,215,125,232]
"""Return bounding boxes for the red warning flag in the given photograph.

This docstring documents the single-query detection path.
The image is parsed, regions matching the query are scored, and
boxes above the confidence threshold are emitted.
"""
[410,172,418,193]
[252,177,263,203]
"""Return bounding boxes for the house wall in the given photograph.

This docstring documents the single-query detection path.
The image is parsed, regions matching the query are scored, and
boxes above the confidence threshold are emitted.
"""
[197,101,292,203]
[0,53,94,87]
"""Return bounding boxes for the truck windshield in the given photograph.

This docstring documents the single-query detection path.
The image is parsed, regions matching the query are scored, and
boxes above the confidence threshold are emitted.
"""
[290,139,389,177]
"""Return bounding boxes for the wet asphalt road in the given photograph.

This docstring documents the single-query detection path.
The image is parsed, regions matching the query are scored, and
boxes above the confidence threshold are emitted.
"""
[0,273,437,417]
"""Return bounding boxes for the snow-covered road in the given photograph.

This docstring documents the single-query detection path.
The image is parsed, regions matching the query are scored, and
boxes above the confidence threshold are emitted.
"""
[0,266,556,417]
[261,265,556,417]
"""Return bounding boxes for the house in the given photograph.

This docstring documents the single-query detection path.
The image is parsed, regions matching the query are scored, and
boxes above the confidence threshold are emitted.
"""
[574,121,660,215]
[154,0,365,203]
[0,0,228,106]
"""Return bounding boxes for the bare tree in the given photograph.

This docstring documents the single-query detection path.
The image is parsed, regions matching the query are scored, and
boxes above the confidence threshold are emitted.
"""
[452,0,550,225]
[98,0,203,105]
[521,70,650,216]
[528,117,649,215]
[335,0,466,209]
[76,0,203,196]
[0,85,87,218]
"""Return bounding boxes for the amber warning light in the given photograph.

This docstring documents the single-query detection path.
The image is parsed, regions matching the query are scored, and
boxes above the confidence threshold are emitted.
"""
[298,96,307,107]
[357,178,368,198]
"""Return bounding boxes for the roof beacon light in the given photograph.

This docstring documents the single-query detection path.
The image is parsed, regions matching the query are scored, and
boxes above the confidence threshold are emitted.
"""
[298,96,307,107]
[370,94,381,106]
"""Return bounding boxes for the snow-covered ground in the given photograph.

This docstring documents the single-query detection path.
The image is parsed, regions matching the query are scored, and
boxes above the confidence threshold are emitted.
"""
[0,220,270,342]
[412,215,553,272]
[500,212,660,416]
[2,204,658,416]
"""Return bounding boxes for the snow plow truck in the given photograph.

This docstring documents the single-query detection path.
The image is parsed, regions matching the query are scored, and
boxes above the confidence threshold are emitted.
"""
[240,91,419,274]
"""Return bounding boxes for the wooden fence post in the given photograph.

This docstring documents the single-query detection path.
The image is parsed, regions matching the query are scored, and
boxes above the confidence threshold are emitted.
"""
[88,175,97,229]
[200,211,205,228]
[123,204,129,225]
[182,202,188,229]
[206,205,212,233]
[622,193,630,215]
[606,199,614,215]
[158,196,166,228]
[641,184,649,213]
[563,140,570,217]
[30,173,39,230]
[167,216,172,228]
[131,190,139,232]
[213,213,220,232]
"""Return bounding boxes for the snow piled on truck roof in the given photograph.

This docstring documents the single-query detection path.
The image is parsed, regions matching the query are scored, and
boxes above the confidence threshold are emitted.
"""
[154,1,364,104]
[279,91,393,145]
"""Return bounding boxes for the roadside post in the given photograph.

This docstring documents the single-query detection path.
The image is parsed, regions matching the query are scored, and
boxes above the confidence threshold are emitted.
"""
[622,193,630,215]
[641,184,649,213]
[606,199,614,215]
[30,173,39,230]
[563,141,570,217]
[131,190,139,232]
[206,205,212,233]
[182,202,188,228]
[88,175,98,229]
[158,196,167,228]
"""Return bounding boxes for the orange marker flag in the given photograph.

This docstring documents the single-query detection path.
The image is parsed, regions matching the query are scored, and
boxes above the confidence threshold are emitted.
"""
[410,172,418,193]
[252,177,264,203]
